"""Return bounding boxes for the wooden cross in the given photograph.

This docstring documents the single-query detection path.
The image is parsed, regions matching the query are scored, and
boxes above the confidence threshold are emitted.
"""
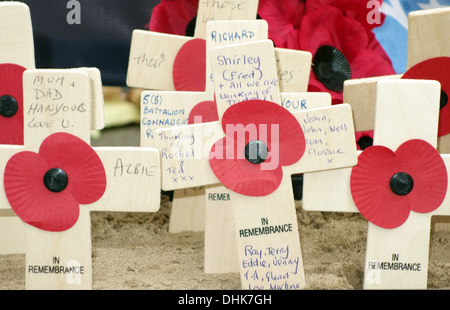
[138,19,312,236]
[0,3,107,256]
[303,79,449,289]
[344,7,450,232]
[127,1,311,238]
[138,19,325,274]
[0,66,105,256]
[0,69,160,290]
[153,39,357,289]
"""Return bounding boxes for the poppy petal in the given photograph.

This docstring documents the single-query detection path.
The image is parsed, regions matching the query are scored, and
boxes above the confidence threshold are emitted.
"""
[0,63,25,145]
[395,139,447,214]
[209,137,283,196]
[221,100,305,167]
[172,38,206,91]
[188,100,219,124]
[4,151,80,232]
[38,133,106,205]
[401,57,450,137]
[350,145,411,229]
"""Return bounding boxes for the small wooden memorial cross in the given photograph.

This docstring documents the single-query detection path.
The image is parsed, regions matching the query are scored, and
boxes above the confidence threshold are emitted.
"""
[303,79,449,289]
[0,3,107,257]
[153,40,357,289]
[137,19,312,234]
[0,69,161,290]
[344,7,450,231]
[140,19,325,274]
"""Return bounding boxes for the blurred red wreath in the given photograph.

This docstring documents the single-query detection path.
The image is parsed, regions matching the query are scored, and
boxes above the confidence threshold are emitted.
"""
[298,5,394,104]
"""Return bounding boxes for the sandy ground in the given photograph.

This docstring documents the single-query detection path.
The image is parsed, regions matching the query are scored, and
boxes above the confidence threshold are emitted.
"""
[0,125,449,290]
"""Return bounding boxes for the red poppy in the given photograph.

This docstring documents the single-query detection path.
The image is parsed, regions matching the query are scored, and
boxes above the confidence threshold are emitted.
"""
[148,0,198,36]
[0,63,25,145]
[188,98,218,124]
[209,100,305,196]
[401,57,450,138]
[298,6,395,104]
[4,132,107,232]
[350,139,447,229]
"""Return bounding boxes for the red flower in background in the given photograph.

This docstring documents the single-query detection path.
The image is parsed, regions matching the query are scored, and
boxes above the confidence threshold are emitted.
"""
[209,100,305,196]
[0,63,25,145]
[298,6,395,105]
[4,133,107,232]
[350,139,447,229]
[148,0,198,36]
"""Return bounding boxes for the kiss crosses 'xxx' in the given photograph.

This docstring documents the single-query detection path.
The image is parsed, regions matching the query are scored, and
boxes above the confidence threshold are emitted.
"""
[0,69,161,290]
[303,79,449,289]
[154,40,357,289]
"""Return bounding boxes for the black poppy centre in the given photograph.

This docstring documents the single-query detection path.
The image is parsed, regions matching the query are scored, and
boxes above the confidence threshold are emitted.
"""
[0,95,19,118]
[313,45,352,92]
[441,89,448,109]
[357,136,373,150]
[245,140,269,164]
[185,15,197,37]
[44,168,69,193]
[390,172,414,196]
